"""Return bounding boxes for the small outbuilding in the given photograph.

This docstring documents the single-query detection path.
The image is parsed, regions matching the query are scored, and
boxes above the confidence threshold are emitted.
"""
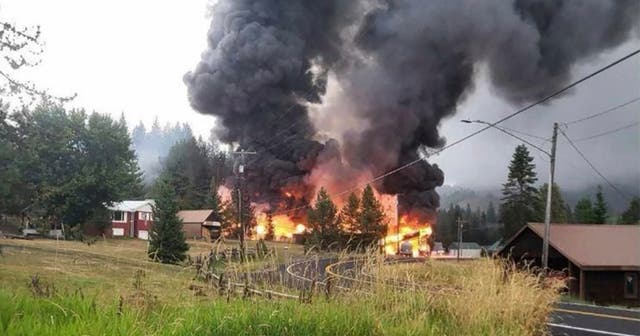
[448,242,482,258]
[177,209,221,240]
[498,223,640,307]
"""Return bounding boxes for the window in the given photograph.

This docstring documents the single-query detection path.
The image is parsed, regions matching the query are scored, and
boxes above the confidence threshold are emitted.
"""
[112,211,124,221]
[624,273,638,299]
[138,212,153,221]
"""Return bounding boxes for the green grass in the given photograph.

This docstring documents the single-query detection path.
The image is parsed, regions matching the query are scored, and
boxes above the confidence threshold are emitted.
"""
[0,239,561,335]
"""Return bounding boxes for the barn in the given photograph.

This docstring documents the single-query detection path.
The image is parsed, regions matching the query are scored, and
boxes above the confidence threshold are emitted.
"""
[177,209,221,240]
[498,223,640,307]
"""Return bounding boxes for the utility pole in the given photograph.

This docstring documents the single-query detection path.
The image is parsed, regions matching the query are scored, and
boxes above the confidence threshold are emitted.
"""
[231,149,257,262]
[396,194,402,254]
[542,123,558,271]
[456,217,465,262]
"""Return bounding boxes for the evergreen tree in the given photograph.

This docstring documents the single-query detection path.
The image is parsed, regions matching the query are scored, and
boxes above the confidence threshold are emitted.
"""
[500,145,540,238]
[307,187,340,249]
[592,186,608,224]
[574,198,595,224]
[148,177,189,264]
[339,192,360,234]
[265,210,275,241]
[486,201,498,223]
[358,185,387,242]
[620,197,640,224]
[565,204,574,223]
[162,138,212,209]
[535,183,568,223]
[207,180,223,218]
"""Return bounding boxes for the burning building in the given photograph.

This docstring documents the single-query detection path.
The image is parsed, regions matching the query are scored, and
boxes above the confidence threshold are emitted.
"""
[185,1,639,243]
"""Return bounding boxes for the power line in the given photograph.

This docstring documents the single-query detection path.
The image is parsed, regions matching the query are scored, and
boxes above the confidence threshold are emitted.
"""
[572,121,639,142]
[499,126,549,141]
[559,129,632,201]
[564,96,640,126]
[489,124,550,156]
[272,49,640,215]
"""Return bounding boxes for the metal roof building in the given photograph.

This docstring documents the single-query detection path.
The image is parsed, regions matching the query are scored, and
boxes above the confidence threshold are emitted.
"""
[499,223,640,307]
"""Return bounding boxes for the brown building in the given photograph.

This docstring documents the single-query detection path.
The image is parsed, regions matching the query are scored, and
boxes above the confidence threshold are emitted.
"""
[498,223,640,307]
[177,210,221,240]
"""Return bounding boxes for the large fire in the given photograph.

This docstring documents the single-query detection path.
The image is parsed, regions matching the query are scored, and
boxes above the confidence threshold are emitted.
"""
[254,213,307,240]
[383,215,433,257]
[223,185,434,252]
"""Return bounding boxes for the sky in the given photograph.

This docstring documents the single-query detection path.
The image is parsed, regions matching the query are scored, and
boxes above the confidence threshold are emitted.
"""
[2,0,639,194]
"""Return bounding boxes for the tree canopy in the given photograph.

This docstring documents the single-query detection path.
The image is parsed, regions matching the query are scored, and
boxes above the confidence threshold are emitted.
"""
[1,103,142,231]
[500,145,540,238]
[148,176,189,264]
[307,187,340,249]
[620,197,640,224]
[535,183,568,223]
[592,186,608,224]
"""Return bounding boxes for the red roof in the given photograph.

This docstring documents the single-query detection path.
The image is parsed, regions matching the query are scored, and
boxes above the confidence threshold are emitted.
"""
[526,223,640,270]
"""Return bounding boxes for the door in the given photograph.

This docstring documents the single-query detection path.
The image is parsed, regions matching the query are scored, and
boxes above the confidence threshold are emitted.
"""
[129,212,135,238]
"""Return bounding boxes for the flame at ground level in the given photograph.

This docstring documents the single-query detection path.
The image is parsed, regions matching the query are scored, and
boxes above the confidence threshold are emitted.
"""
[254,213,306,240]
[383,215,433,257]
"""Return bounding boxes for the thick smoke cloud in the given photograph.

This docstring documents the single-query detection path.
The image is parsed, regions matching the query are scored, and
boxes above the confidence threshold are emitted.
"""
[186,0,639,219]
[184,0,362,208]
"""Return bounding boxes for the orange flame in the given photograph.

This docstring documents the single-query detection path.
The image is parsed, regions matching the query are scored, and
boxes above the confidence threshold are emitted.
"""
[383,214,433,257]
[255,212,305,240]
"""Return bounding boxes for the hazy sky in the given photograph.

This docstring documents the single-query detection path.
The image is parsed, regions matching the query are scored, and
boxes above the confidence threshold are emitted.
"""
[2,1,639,193]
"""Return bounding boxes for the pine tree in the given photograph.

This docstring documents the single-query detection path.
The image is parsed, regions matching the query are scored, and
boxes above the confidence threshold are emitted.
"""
[208,178,224,222]
[265,210,275,241]
[358,185,387,243]
[592,186,608,224]
[536,183,568,223]
[574,198,595,224]
[565,204,574,223]
[486,201,498,223]
[500,145,540,238]
[148,177,189,264]
[307,187,340,249]
[339,192,360,234]
[620,197,640,224]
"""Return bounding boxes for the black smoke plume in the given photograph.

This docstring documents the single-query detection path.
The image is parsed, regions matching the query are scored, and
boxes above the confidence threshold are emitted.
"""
[186,0,639,219]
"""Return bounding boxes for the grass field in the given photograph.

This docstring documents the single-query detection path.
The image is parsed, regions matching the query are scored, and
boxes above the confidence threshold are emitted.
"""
[0,238,561,335]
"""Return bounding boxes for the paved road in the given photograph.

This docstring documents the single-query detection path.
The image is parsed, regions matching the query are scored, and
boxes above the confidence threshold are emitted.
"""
[551,302,640,336]
[286,257,640,336]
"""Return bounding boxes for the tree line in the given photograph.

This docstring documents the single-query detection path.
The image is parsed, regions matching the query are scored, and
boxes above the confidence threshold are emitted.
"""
[0,103,142,235]
[498,144,639,240]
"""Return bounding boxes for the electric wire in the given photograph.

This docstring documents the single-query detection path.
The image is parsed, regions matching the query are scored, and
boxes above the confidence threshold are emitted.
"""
[559,129,633,201]
[564,96,640,126]
[271,49,640,215]
[572,121,639,142]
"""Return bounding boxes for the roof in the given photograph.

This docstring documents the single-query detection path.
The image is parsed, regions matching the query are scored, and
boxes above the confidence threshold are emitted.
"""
[177,210,214,224]
[485,239,504,252]
[504,223,640,270]
[449,242,482,250]
[107,199,154,212]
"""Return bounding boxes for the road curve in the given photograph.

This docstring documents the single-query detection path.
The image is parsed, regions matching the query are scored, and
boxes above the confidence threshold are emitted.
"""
[306,259,640,336]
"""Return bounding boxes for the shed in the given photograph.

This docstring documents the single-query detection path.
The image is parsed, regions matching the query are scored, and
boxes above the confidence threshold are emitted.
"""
[177,210,221,240]
[498,223,640,307]
[448,242,482,258]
